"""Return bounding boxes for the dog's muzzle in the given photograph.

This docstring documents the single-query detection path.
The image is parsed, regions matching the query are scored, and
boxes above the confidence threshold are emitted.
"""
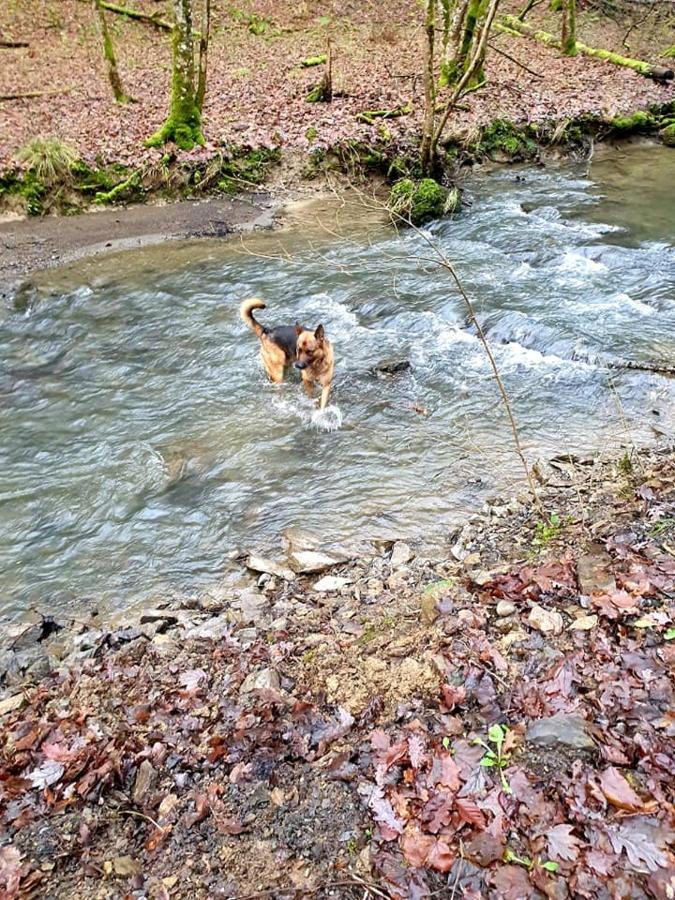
[295,361,308,370]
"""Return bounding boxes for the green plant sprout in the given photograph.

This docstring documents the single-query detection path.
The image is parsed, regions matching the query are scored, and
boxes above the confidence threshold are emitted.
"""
[474,723,512,793]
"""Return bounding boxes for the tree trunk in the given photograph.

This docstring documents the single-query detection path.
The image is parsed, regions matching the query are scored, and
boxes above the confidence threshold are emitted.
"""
[419,0,437,175]
[92,0,130,103]
[561,0,577,56]
[147,0,204,149]
[196,0,210,111]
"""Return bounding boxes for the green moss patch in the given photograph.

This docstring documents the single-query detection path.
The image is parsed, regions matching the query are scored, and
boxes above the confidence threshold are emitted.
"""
[388,177,460,226]
[477,120,538,160]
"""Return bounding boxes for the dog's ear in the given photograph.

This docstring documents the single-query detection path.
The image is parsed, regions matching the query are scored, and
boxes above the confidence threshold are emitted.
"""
[295,322,305,336]
[314,324,325,342]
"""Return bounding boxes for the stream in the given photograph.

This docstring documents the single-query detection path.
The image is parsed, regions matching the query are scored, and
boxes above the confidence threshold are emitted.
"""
[1,142,674,619]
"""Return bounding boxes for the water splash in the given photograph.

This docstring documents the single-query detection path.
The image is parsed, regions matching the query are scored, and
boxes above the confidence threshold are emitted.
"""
[310,405,343,432]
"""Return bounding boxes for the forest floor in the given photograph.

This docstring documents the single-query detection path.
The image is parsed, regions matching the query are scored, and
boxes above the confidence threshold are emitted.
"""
[1,444,674,898]
[1,0,674,207]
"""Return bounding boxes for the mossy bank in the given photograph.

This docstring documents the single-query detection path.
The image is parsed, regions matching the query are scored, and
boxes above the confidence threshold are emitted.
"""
[1,102,674,219]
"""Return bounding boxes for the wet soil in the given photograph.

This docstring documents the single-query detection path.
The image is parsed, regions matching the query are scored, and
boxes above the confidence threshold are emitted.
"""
[0,192,276,299]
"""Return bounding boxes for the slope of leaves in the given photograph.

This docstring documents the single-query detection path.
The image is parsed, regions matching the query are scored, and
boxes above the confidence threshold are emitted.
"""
[0,0,673,179]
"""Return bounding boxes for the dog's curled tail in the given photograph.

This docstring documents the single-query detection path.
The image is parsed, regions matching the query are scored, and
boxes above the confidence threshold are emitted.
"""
[240,297,267,337]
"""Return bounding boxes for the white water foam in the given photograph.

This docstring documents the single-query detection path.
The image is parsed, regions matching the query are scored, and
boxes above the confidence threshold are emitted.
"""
[311,405,343,432]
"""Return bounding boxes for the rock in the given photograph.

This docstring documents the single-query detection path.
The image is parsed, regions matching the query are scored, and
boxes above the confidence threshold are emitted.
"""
[3,620,45,651]
[387,569,409,590]
[526,714,595,751]
[496,600,516,617]
[0,693,25,717]
[313,575,352,592]
[288,549,349,574]
[281,526,322,553]
[112,856,142,878]
[576,544,616,595]
[527,604,563,635]
[132,760,157,806]
[389,541,412,568]
[184,617,231,640]
[237,590,270,625]
[158,793,179,819]
[138,608,177,624]
[239,667,280,695]
[569,614,598,631]
[370,358,412,377]
[237,627,258,644]
[420,593,439,625]
[661,122,675,147]
[246,555,295,581]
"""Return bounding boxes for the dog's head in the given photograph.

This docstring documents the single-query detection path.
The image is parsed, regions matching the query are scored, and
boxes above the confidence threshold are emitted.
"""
[294,324,325,370]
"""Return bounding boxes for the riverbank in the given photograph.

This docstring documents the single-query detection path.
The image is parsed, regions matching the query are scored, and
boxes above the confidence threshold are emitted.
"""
[0,191,276,300]
[1,443,673,897]
[1,0,674,223]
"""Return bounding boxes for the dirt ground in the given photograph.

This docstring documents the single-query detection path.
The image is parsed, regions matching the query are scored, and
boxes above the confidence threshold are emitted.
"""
[1,444,673,898]
[0,190,275,296]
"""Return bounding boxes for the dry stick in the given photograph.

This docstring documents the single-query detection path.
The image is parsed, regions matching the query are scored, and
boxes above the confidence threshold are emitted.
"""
[0,86,73,101]
[487,40,544,78]
[0,39,30,48]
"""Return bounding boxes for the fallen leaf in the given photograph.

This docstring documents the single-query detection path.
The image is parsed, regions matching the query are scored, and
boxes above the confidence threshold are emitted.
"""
[600,767,648,812]
[546,823,582,862]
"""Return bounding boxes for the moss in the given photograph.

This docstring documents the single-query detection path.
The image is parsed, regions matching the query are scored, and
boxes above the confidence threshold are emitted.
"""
[661,123,675,147]
[477,120,537,159]
[305,125,318,143]
[664,46,675,59]
[300,54,327,67]
[609,110,656,132]
[388,177,460,226]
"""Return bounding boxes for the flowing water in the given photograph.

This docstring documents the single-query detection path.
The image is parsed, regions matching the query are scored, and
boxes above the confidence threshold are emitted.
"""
[1,143,674,619]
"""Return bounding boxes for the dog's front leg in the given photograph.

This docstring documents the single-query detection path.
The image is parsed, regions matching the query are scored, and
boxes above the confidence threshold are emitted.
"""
[301,373,314,398]
[319,384,331,409]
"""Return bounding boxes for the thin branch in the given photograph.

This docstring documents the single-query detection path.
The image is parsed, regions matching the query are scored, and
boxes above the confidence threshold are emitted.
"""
[0,86,73,101]
[487,40,544,77]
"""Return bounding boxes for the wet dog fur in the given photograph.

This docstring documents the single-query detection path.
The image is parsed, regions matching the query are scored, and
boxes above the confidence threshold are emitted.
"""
[240,298,334,409]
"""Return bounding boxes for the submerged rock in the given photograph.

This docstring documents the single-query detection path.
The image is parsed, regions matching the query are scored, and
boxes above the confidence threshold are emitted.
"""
[370,358,412,377]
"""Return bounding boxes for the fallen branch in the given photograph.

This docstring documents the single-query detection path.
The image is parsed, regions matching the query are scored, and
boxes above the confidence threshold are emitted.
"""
[0,86,73,101]
[0,39,30,48]
[95,1,173,30]
[356,102,412,125]
[502,14,674,80]
[488,40,544,77]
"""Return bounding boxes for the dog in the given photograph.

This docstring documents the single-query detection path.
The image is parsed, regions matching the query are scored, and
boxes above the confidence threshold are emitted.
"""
[240,298,334,409]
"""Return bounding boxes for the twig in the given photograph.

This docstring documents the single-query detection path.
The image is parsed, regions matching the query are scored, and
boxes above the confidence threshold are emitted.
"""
[487,40,544,77]
[0,39,30,48]
[0,86,73,101]
[116,808,164,830]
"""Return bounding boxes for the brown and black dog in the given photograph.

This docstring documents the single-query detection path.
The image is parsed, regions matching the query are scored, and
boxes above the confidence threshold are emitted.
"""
[240,298,334,409]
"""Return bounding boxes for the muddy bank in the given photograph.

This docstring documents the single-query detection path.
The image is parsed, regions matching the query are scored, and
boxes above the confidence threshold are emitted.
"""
[1,444,673,898]
[0,191,276,299]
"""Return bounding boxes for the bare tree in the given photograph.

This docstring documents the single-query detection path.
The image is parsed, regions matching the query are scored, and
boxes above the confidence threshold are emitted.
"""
[421,0,501,173]
[92,0,130,104]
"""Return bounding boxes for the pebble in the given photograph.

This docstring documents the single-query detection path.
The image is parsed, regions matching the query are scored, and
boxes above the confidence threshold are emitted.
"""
[313,575,352,592]
[239,667,280,695]
[288,549,349,573]
[527,604,563,635]
[496,600,516,617]
[132,760,157,806]
[389,541,412,568]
